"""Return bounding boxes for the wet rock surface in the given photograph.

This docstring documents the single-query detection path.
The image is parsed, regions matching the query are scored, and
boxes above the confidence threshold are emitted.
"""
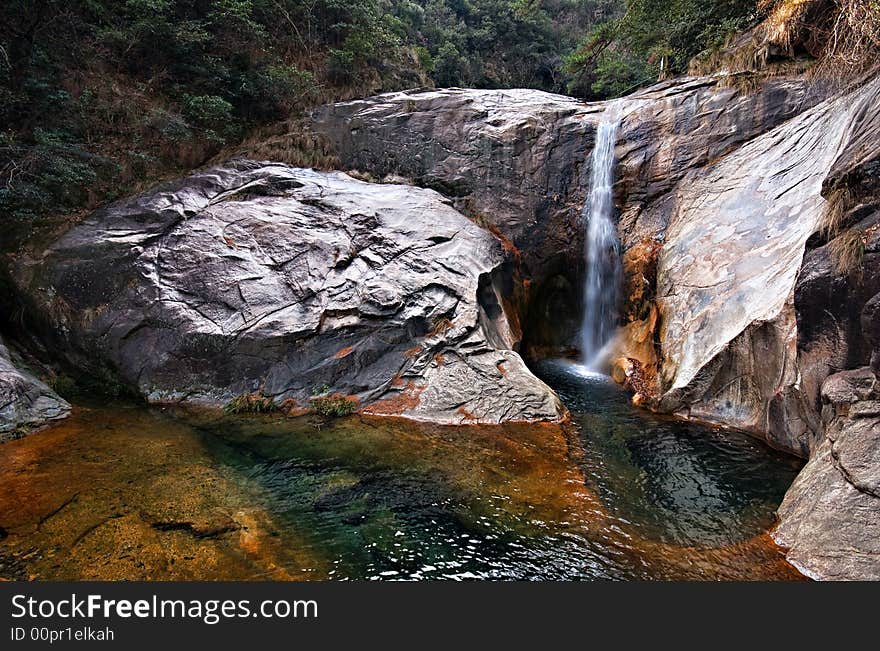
[0,335,70,439]
[310,87,606,354]
[645,77,880,453]
[10,162,563,424]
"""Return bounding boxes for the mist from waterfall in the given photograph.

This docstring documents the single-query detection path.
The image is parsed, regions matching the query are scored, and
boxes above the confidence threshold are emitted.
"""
[580,105,622,372]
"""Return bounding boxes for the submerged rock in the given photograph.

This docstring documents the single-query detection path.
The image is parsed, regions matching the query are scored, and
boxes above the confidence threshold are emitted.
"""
[11,162,563,424]
[0,335,70,439]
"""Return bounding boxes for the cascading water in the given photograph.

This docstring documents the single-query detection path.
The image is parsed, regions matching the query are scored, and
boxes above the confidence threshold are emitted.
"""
[580,105,623,371]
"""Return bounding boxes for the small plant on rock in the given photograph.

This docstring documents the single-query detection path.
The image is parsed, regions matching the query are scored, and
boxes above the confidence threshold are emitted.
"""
[224,392,278,414]
[310,394,357,418]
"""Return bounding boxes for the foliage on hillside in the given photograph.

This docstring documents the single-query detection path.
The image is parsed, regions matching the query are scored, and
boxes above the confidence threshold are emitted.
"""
[409,0,621,90]
[2,1,876,235]
[0,0,622,234]
[564,0,764,97]
[0,0,426,233]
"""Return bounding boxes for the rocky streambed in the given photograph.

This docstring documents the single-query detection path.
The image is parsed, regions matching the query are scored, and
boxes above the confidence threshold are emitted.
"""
[1,70,878,580]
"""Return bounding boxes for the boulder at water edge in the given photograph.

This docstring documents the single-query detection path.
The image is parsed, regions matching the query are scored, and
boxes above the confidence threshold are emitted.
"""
[10,162,564,425]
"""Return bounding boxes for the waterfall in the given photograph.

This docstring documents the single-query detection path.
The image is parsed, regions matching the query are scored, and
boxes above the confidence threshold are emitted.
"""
[580,105,622,371]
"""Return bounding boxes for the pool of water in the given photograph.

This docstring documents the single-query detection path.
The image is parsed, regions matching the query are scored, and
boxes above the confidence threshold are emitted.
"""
[0,360,805,581]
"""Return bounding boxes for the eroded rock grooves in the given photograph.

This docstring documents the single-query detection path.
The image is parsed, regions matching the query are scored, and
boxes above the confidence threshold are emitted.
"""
[10,163,563,425]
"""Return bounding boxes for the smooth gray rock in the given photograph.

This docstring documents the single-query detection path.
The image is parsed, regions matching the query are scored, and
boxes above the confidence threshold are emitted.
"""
[648,75,880,455]
[310,87,605,354]
[12,162,564,424]
[311,87,600,269]
[615,76,816,250]
[0,335,70,439]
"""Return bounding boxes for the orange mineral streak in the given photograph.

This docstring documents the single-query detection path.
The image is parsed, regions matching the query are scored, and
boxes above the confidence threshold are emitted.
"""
[403,345,423,358]
[359,380,427,416]
[615,237,664,400]
[333,345,355,359]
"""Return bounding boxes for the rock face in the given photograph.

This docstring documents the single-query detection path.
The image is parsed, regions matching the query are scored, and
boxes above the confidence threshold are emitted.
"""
[0,335,70,439]
[11,162,563,425]
[774,368,880,580]
[309,79,821,358]
[611,75,880,457]
[310,87,601,354]
[307,75,880,578]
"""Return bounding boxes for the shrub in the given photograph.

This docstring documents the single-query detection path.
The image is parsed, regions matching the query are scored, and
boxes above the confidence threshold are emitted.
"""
[182,94,236,141]
[310,394,357,418]
[235,64,318,121]
[829,228,867,275]
[224,392,278,414]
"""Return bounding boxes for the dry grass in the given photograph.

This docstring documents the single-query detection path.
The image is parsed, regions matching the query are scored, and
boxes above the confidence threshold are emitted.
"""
[213,119,340,170]
[224,392,278,414]
[693,0,880,86]
[829,227,867,273]
[310,394,357,418]
[819,186,854,239]
[428,317,455,337]
[764,0,880,77]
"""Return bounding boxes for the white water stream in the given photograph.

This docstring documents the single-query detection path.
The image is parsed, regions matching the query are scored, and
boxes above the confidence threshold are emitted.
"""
[580,105,623,371]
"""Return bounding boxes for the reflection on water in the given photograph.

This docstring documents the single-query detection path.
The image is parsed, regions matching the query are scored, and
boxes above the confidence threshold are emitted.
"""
[0,361,805,581]
[533,360,803,549]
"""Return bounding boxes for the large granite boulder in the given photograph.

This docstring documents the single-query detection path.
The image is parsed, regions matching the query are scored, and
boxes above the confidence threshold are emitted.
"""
[311,87,599,272]
[11,161,564,424]
[310,87,603,354]
[773,367,880,580]
[0,335,70,439]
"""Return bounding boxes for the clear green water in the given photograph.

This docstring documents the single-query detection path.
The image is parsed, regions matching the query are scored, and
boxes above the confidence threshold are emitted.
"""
[189,360,803,580]
[0,360,804,581]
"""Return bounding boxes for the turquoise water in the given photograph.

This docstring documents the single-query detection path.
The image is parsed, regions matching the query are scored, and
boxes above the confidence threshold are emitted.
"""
[190,360,803,580]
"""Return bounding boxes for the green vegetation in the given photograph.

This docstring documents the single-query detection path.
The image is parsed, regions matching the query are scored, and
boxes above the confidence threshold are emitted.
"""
[48,374,79,400]
[0,0,416,231]
[310,394,357,417]
[565,0,763,97]
[5,1,873,235]
[1,1,630,235]
[224,391,278,414]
